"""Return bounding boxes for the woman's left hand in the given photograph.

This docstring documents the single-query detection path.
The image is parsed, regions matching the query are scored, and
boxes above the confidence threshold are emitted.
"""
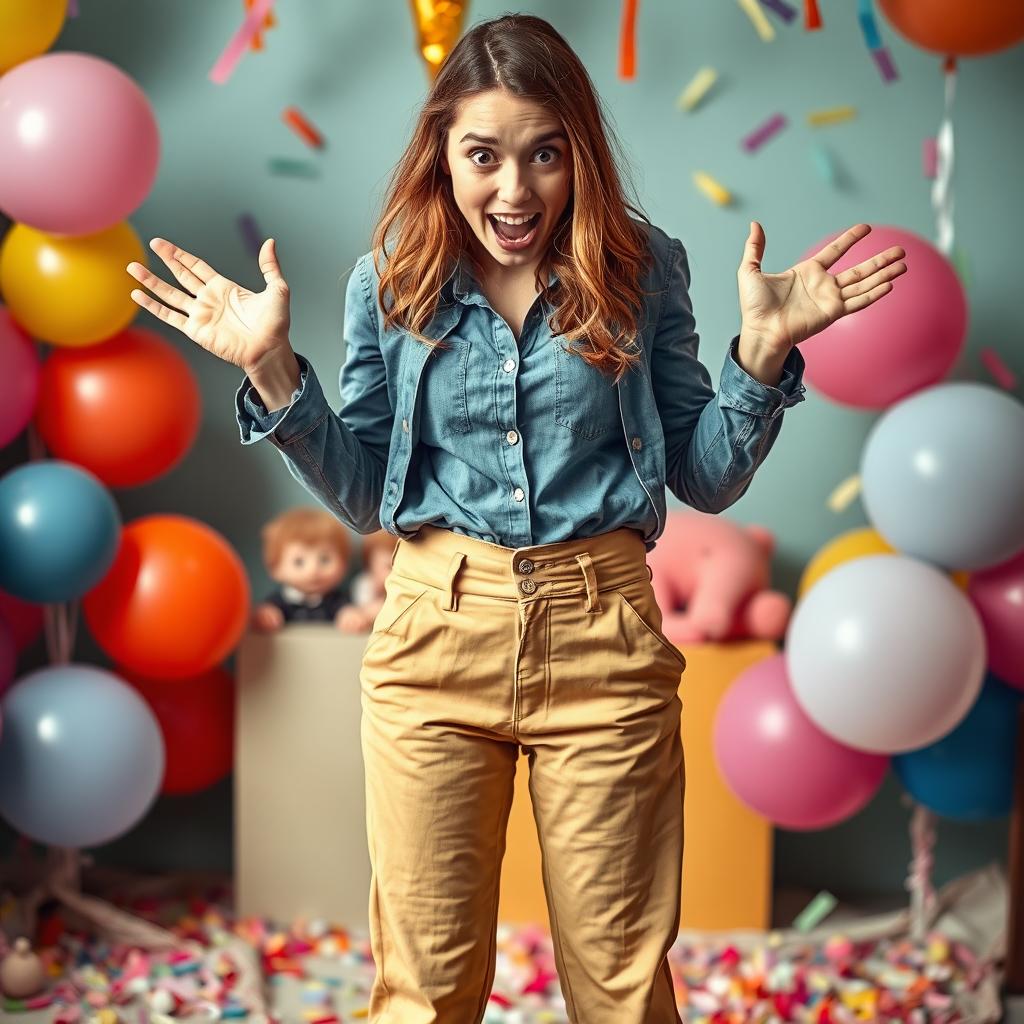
[737,222,907,357]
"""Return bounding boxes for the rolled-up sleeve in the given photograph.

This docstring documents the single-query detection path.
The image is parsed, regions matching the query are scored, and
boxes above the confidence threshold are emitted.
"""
[232,252,394,534]
[650,237,807,513]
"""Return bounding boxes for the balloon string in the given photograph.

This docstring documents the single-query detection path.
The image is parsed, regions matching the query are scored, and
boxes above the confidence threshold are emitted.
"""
[931,58,956,257]
[905,801,938,943]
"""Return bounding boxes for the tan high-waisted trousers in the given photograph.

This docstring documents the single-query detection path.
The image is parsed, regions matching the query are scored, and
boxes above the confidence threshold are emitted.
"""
[359,522,687,1023]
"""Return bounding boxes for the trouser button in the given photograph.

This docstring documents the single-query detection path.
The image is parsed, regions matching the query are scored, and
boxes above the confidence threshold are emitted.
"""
[520,578,537,594]
[518,558,535,573]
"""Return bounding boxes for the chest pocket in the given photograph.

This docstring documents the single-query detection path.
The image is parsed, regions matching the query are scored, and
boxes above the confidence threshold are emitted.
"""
[418,333,473,440]
[553,340,621,440]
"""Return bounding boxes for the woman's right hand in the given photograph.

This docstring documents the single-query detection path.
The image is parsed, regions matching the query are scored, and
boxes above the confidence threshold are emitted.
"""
[126,237,293,374]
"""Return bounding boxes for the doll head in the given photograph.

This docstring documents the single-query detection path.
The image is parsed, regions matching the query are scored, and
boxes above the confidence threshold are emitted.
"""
[361,530,398,584]
[260,507,352,596]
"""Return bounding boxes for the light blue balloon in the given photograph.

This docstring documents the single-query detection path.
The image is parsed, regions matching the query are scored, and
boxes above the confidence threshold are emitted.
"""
[0,663,164,847]
[860,382,1024,571]
[0,460,121,603]
[893,673,1022,821]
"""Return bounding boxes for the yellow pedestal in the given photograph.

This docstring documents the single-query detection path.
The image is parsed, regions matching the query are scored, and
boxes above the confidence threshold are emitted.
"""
[498,641,777,931]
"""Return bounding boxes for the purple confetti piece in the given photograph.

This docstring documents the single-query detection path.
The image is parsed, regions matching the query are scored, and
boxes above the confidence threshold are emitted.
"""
[758,0,797,23]
[741,113,787,153]
[872,46,899,83]
[238,212,263,260]
[922,137,938,178]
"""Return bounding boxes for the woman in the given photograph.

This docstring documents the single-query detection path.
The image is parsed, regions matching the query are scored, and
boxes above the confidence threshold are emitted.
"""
[126,13,905,1023]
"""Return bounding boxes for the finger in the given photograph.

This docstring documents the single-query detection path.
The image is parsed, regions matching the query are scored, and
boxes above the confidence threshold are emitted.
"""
[834,245,906,290]
[128,287,190,334]
[840,258,907,299]
[149,237,218,294]
[126,262,193,314]
[259,238,287,287]
[740,221,765,273]
[808,223,872,271]
[842,278,894,315]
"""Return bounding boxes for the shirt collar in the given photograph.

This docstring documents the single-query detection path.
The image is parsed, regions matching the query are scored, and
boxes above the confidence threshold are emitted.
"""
[441,251,559,308]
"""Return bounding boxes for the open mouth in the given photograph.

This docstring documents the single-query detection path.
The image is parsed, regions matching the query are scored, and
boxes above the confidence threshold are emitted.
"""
[487,212,541,249]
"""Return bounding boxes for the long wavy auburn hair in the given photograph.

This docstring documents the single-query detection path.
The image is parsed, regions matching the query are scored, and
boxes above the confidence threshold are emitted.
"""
[369,12,658,384]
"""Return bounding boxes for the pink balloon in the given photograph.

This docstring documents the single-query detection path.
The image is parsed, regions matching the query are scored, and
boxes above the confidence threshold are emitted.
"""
[967,548,1024,692]
[0,307,41,448]
[713,652,889,830]
[0,52,159,236]
[797,225,966,410]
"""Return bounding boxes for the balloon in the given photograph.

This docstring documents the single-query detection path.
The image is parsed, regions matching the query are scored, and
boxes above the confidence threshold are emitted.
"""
[796,226,965,410]
[877,0,1024,58]
[713,653,889,830]
[0,221,145,347]
[0,306,40,448]
[0,663,164,847]
[799,527,968,599]
[0,461,121,603]
[0,616,14,699]
[0,0,66,74]
[786,554,986,753]
[893,674,1023,821]
[124,667,235,795]
[967,549,1024,692]
[34,327,202,488]
[0,52,160,236]
[82,515,251,679]
[0,587,44,653]
[861,382,1024,571]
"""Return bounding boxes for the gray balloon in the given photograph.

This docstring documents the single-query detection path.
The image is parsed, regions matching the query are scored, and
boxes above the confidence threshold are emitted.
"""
[0,663,164,848]
[861,382,1024,570]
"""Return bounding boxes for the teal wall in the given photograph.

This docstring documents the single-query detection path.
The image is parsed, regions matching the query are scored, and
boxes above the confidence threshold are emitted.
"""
[2,2,1021,903]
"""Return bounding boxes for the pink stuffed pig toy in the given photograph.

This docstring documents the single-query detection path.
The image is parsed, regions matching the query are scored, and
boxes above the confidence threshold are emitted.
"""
[647,507,792,645]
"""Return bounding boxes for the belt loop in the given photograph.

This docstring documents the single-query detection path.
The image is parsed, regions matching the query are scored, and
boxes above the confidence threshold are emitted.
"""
[574,552,601,614]
[442,551,467,612]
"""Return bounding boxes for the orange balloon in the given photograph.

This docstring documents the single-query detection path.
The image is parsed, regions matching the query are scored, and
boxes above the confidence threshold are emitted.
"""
[123,666,235,795]
[82,515,251,679]
[877,0,1024,56]
[34,327,201,488]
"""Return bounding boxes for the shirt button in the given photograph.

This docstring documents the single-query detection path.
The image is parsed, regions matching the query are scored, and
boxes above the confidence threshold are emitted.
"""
[402,418,409,432]
[520,578,537,594]
[503,358,516,372]
[518,558,534,574]
[513,487,525,501]
[631,436,642,450]
[506,429,519,445]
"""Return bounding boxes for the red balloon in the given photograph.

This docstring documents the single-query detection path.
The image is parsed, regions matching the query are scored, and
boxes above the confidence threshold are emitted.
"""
[34,326,201,488]
[123,666,235,795]
[82,514,251,679]
[877,0,1024,57]
[0,586,44,653]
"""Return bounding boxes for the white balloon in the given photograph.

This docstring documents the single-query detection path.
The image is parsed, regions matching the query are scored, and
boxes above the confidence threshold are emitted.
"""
[786,554,986,753]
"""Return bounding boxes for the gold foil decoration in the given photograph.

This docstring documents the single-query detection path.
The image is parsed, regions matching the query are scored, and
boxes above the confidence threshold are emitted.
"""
[409,0,469,79]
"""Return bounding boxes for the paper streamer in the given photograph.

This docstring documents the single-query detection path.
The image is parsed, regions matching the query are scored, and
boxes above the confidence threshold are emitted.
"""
[979,348,1016,390]
[827,473,861,512]
[807,105,856,127]
[209,0,277,85]
[758,0,797,24]
[737,0,775,42]
[676,68,718,111]
[742,112,787,153]
[619,0,639,79]
[692,171,732,206]
[931,62,957,257]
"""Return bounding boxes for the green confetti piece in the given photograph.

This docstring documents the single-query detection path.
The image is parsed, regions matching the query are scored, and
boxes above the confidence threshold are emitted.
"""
[267,157,320,178]
[791,889,838,932]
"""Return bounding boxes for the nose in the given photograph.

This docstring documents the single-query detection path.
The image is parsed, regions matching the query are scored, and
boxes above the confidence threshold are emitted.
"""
[496,161,534,207]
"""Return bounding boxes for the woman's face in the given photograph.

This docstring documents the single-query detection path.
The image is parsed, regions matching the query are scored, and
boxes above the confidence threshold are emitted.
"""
[441,88,573,276]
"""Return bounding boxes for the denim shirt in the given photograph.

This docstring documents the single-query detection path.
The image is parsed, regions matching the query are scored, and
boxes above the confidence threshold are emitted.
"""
[235,220,807,553]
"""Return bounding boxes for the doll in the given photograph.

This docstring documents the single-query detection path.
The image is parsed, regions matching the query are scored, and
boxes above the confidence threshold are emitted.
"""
[335,529,398,634]
[250,506,354,632]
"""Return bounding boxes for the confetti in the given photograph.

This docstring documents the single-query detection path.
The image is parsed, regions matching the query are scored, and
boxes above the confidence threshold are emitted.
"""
[737,0,776,42]
[979,348,1016,390]
[282,106,325,149]
[676,67,718,112]
[692,171,732,206]
[758,0,798,24]
[827,473,862,513]
[871,46,900,83]
[810,142,836,185]
[267,158,320,178]
[618,0,639,79]
[807,105,857,127]
[923,136,938,178]
[792,889,838,932]
[741,112,787,153]
[209,0,277,86]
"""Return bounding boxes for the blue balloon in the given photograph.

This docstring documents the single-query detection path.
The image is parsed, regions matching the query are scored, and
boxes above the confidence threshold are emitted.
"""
[0,663,164,847]
[893,672,1022,821]
[0,460,121,602]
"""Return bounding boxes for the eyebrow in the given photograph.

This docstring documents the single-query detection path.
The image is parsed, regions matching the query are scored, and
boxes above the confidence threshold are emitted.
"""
[458,129,568,147]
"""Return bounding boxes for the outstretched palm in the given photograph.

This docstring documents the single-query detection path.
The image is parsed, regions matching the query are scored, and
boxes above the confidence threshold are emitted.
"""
[738,222,907,355]
[126,237,292,374]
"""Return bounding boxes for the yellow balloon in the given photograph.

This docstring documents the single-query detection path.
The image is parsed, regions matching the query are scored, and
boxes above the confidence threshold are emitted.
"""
[0,221,145,347]
[798,526,971,598]
[0,0,66,74]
